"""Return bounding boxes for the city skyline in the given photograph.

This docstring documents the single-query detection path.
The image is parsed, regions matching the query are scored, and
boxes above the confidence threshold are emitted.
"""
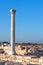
[0,0,43,43]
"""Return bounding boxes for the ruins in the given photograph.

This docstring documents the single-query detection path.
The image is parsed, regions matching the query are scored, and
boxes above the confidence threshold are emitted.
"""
[0,9,43,65]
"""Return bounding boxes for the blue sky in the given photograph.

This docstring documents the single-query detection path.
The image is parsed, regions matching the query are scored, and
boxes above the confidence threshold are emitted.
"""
[0,0,43,43]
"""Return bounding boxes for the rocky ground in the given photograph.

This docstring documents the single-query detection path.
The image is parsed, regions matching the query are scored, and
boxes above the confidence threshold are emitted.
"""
[5,61,39,65]
[0,43,43,65]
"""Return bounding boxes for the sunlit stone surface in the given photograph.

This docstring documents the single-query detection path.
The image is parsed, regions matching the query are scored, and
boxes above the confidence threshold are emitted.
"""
[10,9,16,55]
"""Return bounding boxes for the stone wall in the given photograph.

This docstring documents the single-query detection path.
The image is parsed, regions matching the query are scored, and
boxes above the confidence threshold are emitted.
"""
[0,54,43,65]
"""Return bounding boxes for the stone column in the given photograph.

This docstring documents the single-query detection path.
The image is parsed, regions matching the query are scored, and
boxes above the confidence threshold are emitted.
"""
[10,9,16,55]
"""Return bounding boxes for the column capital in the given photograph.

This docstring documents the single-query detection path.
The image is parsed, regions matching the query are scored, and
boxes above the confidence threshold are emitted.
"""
[10,9,16,14]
